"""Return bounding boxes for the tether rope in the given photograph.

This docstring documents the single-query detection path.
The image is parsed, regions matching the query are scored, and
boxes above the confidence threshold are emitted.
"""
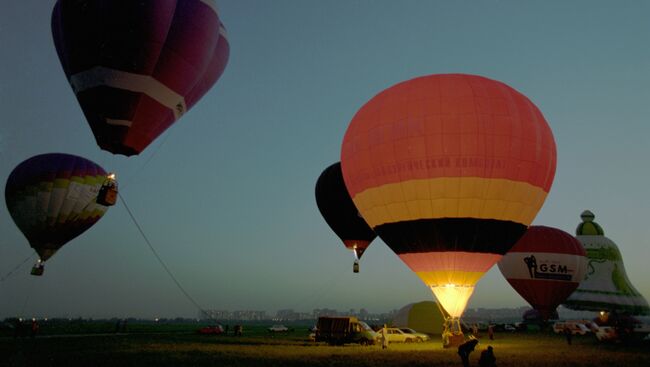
[0,253,36,282]
[118,193,209,317]
[119,133,171,191]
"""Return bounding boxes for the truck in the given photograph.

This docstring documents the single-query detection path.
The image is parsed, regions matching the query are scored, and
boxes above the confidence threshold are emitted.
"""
[315,316,378,345]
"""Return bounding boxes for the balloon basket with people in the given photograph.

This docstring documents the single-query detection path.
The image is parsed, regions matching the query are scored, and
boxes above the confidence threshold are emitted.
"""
[353,259,360,273]
[442,317,466,348]
[30,260,45,276]
[96,173,119,207]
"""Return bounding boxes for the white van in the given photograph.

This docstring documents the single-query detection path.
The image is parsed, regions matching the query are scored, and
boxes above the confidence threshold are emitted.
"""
[553,321,590,335]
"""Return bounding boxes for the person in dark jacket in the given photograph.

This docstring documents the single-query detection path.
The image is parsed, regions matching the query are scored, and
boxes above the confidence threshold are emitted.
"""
[30,319,39,338]
[564,326,572,345]
[458,338,479,367]
[478,346,496,367]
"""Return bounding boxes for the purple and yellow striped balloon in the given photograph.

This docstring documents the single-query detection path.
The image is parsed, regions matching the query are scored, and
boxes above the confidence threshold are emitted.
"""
[5,153,111,262]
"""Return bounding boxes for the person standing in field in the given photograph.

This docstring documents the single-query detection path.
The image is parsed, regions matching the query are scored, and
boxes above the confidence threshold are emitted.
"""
[30,319,39,338]
[564,326,572,345]
[487,325,494,340]
[458,338,479,367]
[478,346,496,367]
[381,324,388,349]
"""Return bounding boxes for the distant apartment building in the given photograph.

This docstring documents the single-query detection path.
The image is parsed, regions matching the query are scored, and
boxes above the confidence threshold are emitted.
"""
[199,310,232,320]
[273,309,312,321]
[199,310,267,321]
[199,307,396,322]
[232,310,268,321]
[312,308,339,318]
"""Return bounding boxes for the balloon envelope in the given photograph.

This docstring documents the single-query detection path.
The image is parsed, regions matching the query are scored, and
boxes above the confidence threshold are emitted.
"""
[341,74,557,317]
[564,211,650,315]
[392,301,449,334]
[5,153,111,262]
[498,226,587,320]
[315,162,376,259]
[52,0,230,156]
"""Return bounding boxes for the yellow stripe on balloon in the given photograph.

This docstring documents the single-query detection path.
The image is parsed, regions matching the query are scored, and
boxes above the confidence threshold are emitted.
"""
[53,178,69,189]
[353,177,548,227]
[38,180,54,193]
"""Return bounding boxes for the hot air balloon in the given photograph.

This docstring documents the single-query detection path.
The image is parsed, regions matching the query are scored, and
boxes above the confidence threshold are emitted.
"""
[498,226,587,321]
[5,153,115,275]
[51,0,230,156]
[315,162,376,273]
[392,301,449,335]
[341,74,556,345]
[564,211,649,315]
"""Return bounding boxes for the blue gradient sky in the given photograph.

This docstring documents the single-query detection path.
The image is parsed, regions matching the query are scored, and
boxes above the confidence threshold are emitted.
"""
[1,0,649,319]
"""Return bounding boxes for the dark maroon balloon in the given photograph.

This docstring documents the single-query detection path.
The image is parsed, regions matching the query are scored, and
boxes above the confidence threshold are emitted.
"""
[52,0,230,156]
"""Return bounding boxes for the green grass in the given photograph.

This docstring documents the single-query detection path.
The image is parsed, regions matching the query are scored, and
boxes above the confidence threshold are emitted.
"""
[1,326,648,367]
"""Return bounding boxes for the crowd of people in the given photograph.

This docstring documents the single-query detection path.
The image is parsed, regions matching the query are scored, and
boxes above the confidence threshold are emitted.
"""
[458,338,497,367]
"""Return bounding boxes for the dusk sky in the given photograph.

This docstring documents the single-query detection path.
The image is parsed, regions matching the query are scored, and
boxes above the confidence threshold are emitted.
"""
[1,0,649,319]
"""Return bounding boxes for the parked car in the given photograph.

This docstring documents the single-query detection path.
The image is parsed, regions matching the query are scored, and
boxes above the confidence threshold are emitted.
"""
[268,324,290,332]
[197,325,224,335]
[504,324,516,332]
[381,328,417,343]
[399,328,430,342]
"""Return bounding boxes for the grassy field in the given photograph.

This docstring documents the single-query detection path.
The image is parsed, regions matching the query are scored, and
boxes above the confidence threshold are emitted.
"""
[2,324,649,367]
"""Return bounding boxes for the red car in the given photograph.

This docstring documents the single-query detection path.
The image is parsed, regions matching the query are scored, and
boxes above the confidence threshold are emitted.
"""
[197,325,224,335]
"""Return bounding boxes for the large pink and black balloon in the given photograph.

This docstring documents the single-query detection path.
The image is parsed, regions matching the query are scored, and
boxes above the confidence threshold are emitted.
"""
[52,0,230,156]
